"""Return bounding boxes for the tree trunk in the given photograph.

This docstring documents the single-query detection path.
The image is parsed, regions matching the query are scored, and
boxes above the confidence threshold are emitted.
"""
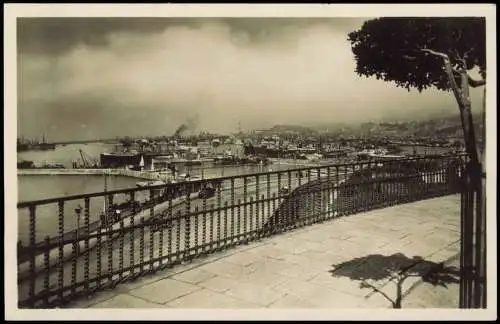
[438,55,487,308]
[435,53,478,165]
[457,72,479,165]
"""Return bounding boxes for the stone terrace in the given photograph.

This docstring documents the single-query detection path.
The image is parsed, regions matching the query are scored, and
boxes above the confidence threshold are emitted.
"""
[67,195,461,309]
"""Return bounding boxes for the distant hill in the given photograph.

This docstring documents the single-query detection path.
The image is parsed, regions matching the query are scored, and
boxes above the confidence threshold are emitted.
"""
[307,112,484,139]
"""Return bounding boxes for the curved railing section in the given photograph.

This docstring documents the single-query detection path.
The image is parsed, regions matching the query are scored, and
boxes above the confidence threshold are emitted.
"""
[261,156,464,235]
[16,154,467,308]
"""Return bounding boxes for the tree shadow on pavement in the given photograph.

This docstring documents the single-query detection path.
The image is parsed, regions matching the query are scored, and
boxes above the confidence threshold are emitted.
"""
[329,253,460,308]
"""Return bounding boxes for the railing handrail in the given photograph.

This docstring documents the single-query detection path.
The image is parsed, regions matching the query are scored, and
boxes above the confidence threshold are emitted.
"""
[17,153,467,208]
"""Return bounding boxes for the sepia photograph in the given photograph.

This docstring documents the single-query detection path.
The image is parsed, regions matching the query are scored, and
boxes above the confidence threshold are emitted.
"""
[4,3,496,321]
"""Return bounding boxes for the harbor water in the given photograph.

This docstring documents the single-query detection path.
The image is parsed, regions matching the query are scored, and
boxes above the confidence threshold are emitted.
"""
[16,143,305,244]
[16,142,451,244]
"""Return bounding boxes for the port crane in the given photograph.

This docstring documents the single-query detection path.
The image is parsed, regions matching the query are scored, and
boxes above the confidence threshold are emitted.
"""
[77,149,99,168]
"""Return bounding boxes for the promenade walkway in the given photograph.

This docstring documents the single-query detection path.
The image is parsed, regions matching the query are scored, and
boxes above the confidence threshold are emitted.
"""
[67,195,461,309]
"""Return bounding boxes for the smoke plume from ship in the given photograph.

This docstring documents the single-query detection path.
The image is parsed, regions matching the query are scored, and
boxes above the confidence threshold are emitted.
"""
[173,114,199,137]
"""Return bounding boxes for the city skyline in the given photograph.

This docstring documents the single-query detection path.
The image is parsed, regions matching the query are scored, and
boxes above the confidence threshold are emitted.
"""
[17,17,485,141]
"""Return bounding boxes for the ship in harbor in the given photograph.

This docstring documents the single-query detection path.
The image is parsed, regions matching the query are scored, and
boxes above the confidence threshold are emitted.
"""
[99,134,267,169]
[17,135,56,152]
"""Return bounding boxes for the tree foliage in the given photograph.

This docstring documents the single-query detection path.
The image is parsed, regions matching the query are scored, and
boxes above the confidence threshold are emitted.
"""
[348,17,486,92]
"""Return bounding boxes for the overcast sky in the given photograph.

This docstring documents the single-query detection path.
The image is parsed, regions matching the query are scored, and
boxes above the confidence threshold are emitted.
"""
[17,17,484,141]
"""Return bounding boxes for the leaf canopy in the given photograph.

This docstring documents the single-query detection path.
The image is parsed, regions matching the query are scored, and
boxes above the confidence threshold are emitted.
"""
[348,17,486,92]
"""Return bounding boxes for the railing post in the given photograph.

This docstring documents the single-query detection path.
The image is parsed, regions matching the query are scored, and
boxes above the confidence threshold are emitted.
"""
[71,239,77,297]
[113,200,122,278]
[57,201,65,304]
[322,167,329,221]
[249,196,254,237]
[175,210,181,263]
[194,205,199,257]
[224,201,229,246]
[255,176,260,239]
[209,204,215,250]
[243,177,248,240]
[149,189,155,270]
[334,166,339,218]
[261,194,266,231]
[297,170,303,228]
[139,217,145,272]
[167,193,173,265]
[201,184,207,254]
[184,186,191,262]
[158,196,164,268]
[342,165,348,216]
[96,225,102,290]
[216,182,222,250]
[271,193,277,235]
[276,172,282,232]
[129,192,136,278]
[230,178,235,244]
[237,198,242,242]
[83,198,90,293]
[28,205,36,307]
[306,169,312,226]
[107,194,114,286]
[287,170,292,228]
[43,235,50,307]
[266,173,271,234]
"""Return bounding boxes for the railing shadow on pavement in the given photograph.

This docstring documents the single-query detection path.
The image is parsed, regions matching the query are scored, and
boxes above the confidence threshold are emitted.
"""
[329,253,461,308]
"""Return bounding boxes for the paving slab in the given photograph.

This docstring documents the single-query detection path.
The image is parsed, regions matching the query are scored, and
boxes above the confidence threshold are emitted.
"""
[222,251,264,266]
[270,278,367,308]
[170,268,217,285]
[277,263,324,281]
[128,278,202,304]
[222,280,288,306]
[239,268,292,288]
[268,293,318,308]
[90,294,166,308]
[196,275,242,293]
[201,260,256,279]
[165,288,260,308]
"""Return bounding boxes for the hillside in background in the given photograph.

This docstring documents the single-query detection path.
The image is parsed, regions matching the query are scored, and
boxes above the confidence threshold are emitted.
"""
[307,112,484,140]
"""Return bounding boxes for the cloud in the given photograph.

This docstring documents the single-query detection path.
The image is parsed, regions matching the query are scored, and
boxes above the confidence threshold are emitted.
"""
[17,18,484,141]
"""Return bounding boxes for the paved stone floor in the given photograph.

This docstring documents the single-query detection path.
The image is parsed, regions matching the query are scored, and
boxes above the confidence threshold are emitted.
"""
[67,195,461,309]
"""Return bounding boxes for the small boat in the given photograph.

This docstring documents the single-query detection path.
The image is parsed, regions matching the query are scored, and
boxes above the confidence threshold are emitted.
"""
[136,180,167,188]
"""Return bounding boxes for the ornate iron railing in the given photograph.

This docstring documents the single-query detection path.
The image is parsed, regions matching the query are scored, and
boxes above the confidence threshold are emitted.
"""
[17,154,466,308]
[459,157,487,308]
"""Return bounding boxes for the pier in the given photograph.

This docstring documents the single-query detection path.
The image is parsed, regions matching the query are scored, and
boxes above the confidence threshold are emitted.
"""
[17,168,165,181]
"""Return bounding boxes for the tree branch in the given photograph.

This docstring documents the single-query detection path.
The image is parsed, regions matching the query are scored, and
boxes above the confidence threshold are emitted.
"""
[452,67,462,76]
[421,49,463,99]
[421,48,449,60]
[402,55,417,61]
[421,47,480,162]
